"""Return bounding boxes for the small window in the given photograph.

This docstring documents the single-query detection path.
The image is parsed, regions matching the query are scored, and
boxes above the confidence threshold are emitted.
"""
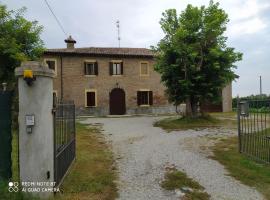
[110,61,123,75]
[85,62,98,75]
[140,62,149,76]
[85,90,97,107]
[45,59,57,74]
[137,91,153,106]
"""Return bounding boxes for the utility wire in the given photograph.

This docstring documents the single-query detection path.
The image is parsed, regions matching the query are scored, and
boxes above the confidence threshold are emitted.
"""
[44,0,67,36]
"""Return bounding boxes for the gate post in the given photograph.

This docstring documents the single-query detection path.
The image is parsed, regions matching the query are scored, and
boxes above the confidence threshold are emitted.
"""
[15,61,55,198]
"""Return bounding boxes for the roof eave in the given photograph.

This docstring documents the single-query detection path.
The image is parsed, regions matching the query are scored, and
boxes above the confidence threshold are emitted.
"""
[43,51,155,58]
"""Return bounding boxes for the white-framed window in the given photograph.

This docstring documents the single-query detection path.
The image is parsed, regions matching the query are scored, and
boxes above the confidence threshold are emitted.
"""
[110,60,123,75]
[140,62,149,76]
[44,58,57,75]
[85,89,97,107]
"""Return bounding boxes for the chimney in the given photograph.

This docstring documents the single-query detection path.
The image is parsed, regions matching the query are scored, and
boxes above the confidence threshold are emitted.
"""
[64,35,76,49]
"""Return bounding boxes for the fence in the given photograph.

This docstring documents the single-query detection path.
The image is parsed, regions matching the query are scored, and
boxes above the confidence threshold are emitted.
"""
[237,99,270,164]
[53,98,76,186]
[0,90,12,180]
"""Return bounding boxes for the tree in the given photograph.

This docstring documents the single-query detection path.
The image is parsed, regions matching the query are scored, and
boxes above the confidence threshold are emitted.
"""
[153,1,242,117]
[0,4,44,88]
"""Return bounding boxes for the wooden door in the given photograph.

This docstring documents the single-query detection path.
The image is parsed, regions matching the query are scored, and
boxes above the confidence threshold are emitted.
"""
[110,88,126,115]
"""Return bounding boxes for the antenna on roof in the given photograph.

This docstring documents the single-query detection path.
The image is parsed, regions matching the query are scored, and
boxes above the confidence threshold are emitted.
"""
[116,20,121,48]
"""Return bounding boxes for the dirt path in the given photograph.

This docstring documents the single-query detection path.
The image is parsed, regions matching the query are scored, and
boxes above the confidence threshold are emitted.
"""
[80,116,264,200]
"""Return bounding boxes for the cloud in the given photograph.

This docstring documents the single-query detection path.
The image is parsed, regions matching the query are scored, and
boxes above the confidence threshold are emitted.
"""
[225,0,270,37]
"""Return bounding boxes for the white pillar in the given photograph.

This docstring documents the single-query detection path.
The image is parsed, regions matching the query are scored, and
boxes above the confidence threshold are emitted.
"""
[15,61,55,198]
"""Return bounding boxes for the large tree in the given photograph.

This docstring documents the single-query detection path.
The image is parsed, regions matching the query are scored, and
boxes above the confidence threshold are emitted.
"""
[153,1,242,117]
[0,4,44,88]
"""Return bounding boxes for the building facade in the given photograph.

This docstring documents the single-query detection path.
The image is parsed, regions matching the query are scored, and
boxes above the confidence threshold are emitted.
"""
[43,36,232,116]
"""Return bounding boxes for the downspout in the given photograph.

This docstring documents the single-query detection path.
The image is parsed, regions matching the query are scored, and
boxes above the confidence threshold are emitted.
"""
[60,56,63,100]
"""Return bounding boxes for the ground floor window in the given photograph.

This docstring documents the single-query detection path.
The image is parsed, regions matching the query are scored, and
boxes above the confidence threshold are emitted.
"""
[85,90,97,107]
[137,90,153,106]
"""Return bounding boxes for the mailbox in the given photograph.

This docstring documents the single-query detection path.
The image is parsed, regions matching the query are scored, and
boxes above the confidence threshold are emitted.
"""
[239,101,249,117]
[25,114,35,133]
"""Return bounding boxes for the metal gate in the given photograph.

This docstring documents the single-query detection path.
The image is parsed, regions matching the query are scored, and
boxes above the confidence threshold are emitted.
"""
[0,90,12,180]
[237,99,270,163]
[53,98,76,186]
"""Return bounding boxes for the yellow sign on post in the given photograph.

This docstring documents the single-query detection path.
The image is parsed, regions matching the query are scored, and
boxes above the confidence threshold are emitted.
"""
[23,70,33,79]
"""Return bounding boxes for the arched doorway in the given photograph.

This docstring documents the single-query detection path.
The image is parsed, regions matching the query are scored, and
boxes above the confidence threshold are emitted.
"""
[110,88,126,115]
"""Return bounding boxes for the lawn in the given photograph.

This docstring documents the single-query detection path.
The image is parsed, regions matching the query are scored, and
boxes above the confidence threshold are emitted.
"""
[211,136,270,199]
[154,114,237,131]
[0,123,118,200]
[54,123,118,200]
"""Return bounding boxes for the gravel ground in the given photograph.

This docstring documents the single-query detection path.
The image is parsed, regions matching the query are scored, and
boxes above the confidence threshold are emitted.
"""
[80,116,265,200]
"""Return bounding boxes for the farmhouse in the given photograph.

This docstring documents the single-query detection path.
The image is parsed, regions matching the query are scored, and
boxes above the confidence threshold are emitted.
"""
[42,36,232,116]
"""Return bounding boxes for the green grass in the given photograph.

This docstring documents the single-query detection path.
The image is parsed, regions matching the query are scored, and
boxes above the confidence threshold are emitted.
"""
[154,115,222,131]
[211,136,270,199]
[54,123,118,200]
[0,123,118,200]
[154,112,239,131]
[161,169,210,200]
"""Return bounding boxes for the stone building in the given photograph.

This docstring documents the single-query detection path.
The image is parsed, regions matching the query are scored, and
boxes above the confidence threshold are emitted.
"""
[42,36,232,116]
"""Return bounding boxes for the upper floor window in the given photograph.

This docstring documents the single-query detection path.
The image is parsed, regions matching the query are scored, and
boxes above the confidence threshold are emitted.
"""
[84,61,98,76]
[44,59,57,74]
[140,62,149,76]
[110,61,123,75]
[137,90,153,106]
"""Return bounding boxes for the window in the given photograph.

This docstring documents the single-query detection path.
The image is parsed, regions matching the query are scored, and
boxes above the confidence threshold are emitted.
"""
[44,59,57,74]
[85,90,97,107]
[84,62,98,75]
[140,62,149,76]
[137,90,153,106]
[110,61,123,75]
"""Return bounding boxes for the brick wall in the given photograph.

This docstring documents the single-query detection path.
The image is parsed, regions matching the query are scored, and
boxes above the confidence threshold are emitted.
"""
[42,55,232,115]
[42,55,172,115]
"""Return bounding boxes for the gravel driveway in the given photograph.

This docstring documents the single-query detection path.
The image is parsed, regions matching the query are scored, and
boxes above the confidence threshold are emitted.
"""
[80,116,264,200]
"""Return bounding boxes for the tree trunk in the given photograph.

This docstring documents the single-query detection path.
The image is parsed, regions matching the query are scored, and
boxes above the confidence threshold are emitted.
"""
[185,98,193,117]
[185,98,198,117]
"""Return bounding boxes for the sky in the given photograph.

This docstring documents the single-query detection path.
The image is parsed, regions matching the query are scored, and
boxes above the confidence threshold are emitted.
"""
[3,0,270,97]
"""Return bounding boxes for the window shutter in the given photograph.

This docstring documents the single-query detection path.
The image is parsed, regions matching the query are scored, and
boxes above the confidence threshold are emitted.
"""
[121,62,123,75]
[149,91,153,105]
[109,62,113,75]
[84,62,87,75]
[86,92,91,106]
[95,62,98,75]
[137,91,141,106]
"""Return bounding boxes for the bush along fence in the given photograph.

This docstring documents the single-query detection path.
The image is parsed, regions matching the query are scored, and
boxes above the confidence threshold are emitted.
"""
[0,84,12,181]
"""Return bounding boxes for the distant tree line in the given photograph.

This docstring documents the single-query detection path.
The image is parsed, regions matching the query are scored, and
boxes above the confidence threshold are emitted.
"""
[232,94,270,112]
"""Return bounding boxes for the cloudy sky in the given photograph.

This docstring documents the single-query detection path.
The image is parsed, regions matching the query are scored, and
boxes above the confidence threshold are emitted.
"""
[3,0,270,97]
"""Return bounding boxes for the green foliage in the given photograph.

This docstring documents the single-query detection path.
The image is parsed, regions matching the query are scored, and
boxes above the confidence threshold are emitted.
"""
[153,1,242,115]
[0,4,44,87]
[232,94,270,108]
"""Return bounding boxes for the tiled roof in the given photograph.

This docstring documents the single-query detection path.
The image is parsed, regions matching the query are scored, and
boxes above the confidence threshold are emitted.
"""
[44,47,154,57]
